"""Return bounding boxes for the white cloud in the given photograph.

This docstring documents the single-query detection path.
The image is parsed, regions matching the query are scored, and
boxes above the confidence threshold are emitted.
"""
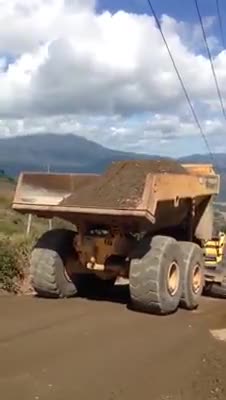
[0,112,225,156]
[0,0,225,155]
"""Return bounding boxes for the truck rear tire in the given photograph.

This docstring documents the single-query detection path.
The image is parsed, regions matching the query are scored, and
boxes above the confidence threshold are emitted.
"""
[204,271,226,298]
[30,229,78,298]
[206,282,226,298]
[179,242,204,310]
[129,236,183,315]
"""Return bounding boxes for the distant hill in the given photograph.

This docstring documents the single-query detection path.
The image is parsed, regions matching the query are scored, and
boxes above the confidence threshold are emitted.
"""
[0,133,154,176]
[179,153,226,172]
[179,154,226,202]
[0,170,15,191]
[0,133,225,201]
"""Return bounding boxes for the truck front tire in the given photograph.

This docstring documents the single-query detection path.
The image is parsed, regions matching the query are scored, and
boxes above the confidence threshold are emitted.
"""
[129,236,183,315]
[204,268,226,298]
[30,229,78,298]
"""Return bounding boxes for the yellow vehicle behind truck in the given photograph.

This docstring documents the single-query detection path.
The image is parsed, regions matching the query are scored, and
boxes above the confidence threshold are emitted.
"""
[204,231,226,297]
[12,159,226,315]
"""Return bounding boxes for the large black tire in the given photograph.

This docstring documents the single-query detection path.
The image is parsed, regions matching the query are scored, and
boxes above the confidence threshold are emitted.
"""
[204,271,226,299]
[30,229,78,298]
[129,236,183,315]
[179,242,204,310]
[207,282,226,298]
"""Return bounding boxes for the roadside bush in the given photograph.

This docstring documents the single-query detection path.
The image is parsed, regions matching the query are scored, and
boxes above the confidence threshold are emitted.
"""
[0,234,35,293]
[0,236,18,292]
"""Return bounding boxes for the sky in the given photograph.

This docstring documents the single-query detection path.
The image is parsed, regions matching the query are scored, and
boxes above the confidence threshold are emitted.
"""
[0,0,226,157]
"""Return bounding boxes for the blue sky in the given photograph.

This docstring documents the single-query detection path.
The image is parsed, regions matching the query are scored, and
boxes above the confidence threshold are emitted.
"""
[94,0,226,155]
[97,0,226,25]
[97,0,226,52]
[1,0,226,156]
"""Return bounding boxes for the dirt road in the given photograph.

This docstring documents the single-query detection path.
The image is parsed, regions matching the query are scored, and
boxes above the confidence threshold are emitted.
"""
[1,286,226,400]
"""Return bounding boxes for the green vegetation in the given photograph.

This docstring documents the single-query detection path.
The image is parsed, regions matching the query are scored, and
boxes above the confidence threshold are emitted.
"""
[0,234,34,292]
[0,177,74,293]
[0,177,39,292]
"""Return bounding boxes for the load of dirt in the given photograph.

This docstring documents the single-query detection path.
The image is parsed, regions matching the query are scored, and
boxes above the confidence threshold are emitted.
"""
[61,159,188,209]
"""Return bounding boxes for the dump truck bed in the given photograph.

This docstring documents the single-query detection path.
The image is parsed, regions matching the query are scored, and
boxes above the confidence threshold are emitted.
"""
[12,160,220,231]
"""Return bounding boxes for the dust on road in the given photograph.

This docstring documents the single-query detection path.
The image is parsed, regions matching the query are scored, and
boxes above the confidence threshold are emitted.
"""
[0,286,226,400]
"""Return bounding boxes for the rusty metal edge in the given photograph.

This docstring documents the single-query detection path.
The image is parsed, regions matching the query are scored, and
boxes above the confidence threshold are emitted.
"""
[12,203,155,222]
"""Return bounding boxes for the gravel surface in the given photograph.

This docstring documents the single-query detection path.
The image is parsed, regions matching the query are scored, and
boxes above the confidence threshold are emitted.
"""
[0,292,226,400]
[62,159,187,209]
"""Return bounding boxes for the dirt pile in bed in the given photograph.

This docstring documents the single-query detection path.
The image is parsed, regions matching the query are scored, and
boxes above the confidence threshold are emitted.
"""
[61,159,188,209]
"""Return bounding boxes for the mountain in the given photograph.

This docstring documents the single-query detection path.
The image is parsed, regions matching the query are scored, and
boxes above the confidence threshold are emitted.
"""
[0,133,225,201]
[179,153,226,202]
[179,153,226,172]
[0,133,157,176]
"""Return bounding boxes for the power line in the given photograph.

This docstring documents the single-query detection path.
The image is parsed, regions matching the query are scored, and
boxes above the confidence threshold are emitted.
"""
[194,0,226,121]
[145,0,216,164]
[216,0,226,49]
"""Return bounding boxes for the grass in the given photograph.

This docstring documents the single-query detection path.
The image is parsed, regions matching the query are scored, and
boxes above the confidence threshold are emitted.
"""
[0,177,76,293]
[0,233,37,292]
[0,176,74,236]
[0,177,69,292]
[0,181,45,237]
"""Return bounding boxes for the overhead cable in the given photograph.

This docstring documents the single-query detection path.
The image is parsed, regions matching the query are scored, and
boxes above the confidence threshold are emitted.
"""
[145,0,216,164]
[216,0,226,49]
[194,0,226,121]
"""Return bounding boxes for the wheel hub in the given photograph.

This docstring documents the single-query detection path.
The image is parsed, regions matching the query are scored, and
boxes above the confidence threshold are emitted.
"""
[192,264,202,294]
[167,262,180,296]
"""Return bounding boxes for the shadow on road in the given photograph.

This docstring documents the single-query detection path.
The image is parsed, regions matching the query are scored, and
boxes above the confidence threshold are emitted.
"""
[79,283,130,305]
[33,283,131,306]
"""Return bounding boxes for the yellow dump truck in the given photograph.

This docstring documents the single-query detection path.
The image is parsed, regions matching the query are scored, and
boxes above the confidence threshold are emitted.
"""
[12,159,226,315]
